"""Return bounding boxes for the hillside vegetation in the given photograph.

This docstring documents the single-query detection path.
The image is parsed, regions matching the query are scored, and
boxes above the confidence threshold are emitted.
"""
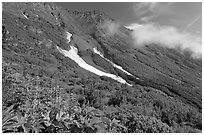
[2,2,202,133]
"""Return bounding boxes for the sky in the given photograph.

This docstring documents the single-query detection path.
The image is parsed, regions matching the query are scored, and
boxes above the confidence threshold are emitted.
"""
[56,2,202,36]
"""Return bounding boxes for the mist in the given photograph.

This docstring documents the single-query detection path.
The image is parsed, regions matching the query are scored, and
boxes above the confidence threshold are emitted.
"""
[101,20,202,59]
[129,23,202,59]
[100,20,120,36]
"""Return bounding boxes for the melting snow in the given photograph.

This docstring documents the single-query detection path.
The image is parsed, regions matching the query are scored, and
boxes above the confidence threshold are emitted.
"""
[22,13,28,19]
[93,48,134,76]
[66,31,72,43]
[57,45,132,86]
[125,24,143,30]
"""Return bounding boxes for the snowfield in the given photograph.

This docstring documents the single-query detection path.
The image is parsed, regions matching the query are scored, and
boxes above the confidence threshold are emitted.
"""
[93,48,134,76]
[93,48,139,80]
[57,46,132,86]
[66,31,72,43]
[57,31,132,85]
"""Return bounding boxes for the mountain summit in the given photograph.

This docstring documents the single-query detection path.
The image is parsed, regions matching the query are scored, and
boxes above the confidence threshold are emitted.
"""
[2,2,202,133]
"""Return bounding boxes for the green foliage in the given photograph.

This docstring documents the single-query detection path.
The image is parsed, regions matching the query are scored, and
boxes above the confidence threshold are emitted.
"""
[2,62,202,133]
[125,114,173,133]
[2,2,202,133]
[2,105,18,132]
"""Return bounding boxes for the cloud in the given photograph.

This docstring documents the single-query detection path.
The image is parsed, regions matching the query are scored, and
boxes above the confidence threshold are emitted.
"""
[128,23,202,58]
[133,2,174,22]
[99,18,202,59]
[100,20,120,35]
[133,2,158,17]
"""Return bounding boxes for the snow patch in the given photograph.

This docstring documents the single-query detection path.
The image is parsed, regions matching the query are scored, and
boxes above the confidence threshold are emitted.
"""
[125,24,143,30]
[22,13,28,19]
[93,48,140,80]
[57,46,132,86]
[66,31,72,43]
[93,48,134,76]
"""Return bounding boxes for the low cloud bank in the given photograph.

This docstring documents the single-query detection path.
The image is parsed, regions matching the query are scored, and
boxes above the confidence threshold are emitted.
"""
[101,21,202,59]
[129,23,202,58]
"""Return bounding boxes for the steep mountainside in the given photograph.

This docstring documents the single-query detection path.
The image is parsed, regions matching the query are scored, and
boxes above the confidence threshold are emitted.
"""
[66,7,202,109]
[2,2,202,133]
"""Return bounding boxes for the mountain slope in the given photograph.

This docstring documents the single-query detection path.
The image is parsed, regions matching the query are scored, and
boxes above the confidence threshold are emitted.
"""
[2,2,202,133]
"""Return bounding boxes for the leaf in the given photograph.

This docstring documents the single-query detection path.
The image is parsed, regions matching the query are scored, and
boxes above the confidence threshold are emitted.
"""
[32,122,45,133]
[22,124,30,133]
[110,118,127,131]
[61,113,70,121]
[101,117,111,125]
[56,110,65,121]
[52,120,64,129]
[73,106,82,113]
[56,112,60,121]
[69,113,75,121]
[90,117,102,126]
[85,106,95,113]
[3,105,15,117]
[94,123,107,133]
[63,120,73,129]
[41,110,51,121]
[91,109,104,116]
[2,114,18,125]
[81,116,89,126]
[2,126,15,132]
[2,122,18,131]
[2,105,19,132]
[72,120,82,128]
[16,112,27,126]
[2,105,16,123]
[112,118,120,124]
[115,123,127,131]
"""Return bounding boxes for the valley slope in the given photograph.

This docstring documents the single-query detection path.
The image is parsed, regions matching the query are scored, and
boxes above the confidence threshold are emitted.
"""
[2,2,202,133]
